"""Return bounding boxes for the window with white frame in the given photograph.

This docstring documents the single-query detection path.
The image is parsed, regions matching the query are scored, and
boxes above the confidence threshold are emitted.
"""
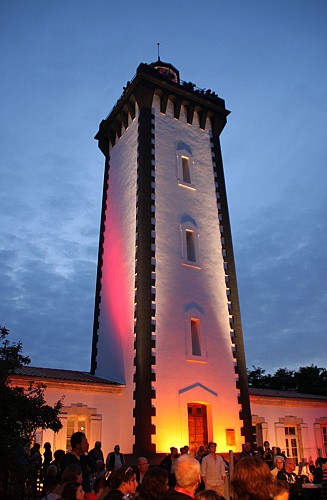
[182,156,191,184]
[184,305,207,362]
[186,230,196,262]
[181,216,201,268]
[191,319,201,356]
[176,142,195,189]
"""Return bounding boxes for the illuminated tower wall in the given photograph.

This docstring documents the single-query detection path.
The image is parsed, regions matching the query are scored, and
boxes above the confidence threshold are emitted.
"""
[92,61,252,456]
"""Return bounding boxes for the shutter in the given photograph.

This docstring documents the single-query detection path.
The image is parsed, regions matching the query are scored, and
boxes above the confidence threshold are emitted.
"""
[275,423,285,450]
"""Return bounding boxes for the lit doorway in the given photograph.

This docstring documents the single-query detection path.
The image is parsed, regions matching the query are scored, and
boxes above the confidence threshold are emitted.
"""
[188,403,208,454]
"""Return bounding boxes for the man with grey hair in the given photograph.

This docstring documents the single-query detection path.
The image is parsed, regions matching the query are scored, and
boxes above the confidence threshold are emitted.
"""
[271,455,285,478]
[163,454,201,500]
[136,456,149,485]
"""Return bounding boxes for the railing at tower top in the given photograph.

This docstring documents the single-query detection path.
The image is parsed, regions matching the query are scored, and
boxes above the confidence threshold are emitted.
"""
[103,63,224,121]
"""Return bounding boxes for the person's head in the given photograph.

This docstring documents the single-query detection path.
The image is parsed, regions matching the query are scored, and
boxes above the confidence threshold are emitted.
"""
[61,464,83,484]
[275,481,289,500]
[170,447,178,456]
[114,445,120,453]
[61,481,85,500]
[137,456,149,475]
[274,456,285,471]
[93,477,106,497]
[284,458,296,473]
[54,449,65,462]
[243,442,251,452]
[232,457,277,500]
[208,442,217,454]
[96,459,105,473]
[263,441,270,449]
[111,466,138,495]
[138,467,168,500]
[175,455,201,492]
[46,464,59,478]
[95,441,102,449]
[195,490,225,500]
[70,432,89,455]
[44,442,51,450]
[42,477,59,495]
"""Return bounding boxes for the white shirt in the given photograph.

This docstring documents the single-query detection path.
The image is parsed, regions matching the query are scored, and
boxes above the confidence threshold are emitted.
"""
[201,453,226,487]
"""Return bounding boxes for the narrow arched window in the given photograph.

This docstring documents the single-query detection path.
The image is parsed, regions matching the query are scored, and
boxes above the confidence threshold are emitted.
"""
[186,230,196,262]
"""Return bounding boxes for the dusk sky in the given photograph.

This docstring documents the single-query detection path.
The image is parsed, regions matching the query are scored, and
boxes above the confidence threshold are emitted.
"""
[1,1,326,374]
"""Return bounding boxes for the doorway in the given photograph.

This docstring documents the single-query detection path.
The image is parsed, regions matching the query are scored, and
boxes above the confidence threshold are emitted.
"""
[188,403,208,454]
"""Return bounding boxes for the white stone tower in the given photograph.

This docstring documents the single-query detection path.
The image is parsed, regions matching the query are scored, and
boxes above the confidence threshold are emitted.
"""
[91,60,252,457]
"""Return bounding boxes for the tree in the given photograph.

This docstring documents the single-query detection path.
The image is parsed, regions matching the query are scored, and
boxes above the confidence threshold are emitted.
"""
[247,364,327,396]
[0,325,63,475]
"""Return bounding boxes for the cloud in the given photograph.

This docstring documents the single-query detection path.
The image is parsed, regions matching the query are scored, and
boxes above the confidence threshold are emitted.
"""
[235,202,327,372]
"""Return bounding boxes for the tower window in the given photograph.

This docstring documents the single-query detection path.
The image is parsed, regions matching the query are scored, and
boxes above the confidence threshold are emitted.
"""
[182,156,191,184]
[176,143,195,189]
[191,319,201,356]
[186,230,196,262]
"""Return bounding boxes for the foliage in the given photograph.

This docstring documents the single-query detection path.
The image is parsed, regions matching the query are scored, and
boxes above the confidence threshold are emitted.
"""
[0,325,63,470]
[247,364,327,395]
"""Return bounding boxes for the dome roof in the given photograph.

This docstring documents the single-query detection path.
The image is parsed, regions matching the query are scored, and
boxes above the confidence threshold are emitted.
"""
[150,59,180,83]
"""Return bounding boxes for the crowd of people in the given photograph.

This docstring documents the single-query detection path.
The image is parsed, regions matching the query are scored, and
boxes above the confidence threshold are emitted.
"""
[18,434,327,500]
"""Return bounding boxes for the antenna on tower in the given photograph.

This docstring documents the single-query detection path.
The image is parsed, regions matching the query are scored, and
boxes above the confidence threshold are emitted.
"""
[157,42,160,61]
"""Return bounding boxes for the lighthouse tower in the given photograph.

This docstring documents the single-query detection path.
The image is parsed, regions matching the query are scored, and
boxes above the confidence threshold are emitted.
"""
[91,60,252,457]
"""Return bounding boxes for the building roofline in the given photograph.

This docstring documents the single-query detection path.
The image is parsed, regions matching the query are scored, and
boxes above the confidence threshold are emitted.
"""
[11,366,123,386]
[249,387,327,402]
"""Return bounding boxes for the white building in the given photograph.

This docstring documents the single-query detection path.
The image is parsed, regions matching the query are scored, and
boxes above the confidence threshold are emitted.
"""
[10,61,327,463]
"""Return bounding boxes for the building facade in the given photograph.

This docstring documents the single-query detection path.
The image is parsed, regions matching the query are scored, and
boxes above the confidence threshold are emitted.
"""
[91,60,252,457]
[10,368,327,463]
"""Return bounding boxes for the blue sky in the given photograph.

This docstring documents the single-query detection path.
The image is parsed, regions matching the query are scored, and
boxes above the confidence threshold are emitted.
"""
[1,1,326,373]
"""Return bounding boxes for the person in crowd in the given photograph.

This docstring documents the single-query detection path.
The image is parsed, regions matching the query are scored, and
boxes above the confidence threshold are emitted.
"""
[106,445,125,471]
[89,442,104,463]
[195,490,225,500]
[277,458,302,500]
[201,442,226,496]
[50,449,65,479]
[137,466,169,500]
[298,458,313,482]
[43,442,53,469]
[195,446,206,464]
[85,477,106,500]
[103,466,138,500]
[274,480,290,500]
[239,442,253,459]
[44,463,83,500]
[321,459,327,500]
[271,456,285,479]
[61,481,85,500]
[162,454,201,500]
[136,456,149,485]
[231,456,277,500]
[40,476,59,499]
[61,432,92,493]
[276,448,287,460]
[263,441,273,469]
[160,447,179,487]
[313,457,324,484]
[28,443,42,497]
[94,460,106,480]
[29,442,42,470]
